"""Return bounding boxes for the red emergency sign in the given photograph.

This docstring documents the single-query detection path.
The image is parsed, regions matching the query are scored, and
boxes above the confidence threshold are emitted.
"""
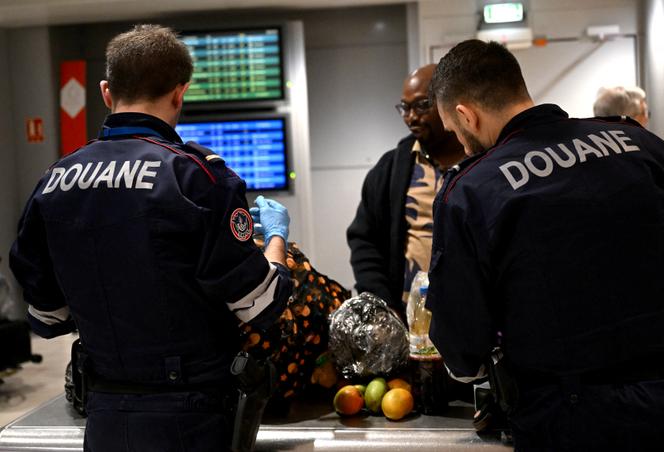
[60,60,87,156]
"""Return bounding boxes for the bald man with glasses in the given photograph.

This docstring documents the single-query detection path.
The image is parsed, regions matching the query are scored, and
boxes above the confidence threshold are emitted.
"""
[347,64,465,318]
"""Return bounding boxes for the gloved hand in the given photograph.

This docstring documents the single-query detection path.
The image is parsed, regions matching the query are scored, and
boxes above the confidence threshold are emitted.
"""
[251,195,289,244]
[249,207,264,237]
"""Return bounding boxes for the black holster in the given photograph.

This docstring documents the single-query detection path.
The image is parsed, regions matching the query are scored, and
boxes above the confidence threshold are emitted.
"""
[64,343,276,451]
[487,347,519,415]
[230,351,277,452]
[65,338,89,416]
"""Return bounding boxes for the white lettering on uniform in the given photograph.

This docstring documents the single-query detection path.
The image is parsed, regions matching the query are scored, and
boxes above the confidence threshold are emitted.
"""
[135,161,161,189]
[40,160,161,194]
[545,144,577,168]
[524,151,554,177]
[588,132,622,156]
[573,138,603,162]
[609,130,640,152]
[60,164,83,191]
[499,161,529,190]
[42,168,65,194]
[78,162,103,189]
[93,161,116,188]
[499,130,641,191]
[114,160,142,188]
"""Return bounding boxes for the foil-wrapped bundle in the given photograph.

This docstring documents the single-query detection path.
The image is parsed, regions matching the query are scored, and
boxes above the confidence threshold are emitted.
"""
[328,292,409,378]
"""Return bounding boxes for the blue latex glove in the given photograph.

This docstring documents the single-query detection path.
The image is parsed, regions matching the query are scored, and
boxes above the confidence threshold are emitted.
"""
[253,195,289,243]
[249,207,264,237]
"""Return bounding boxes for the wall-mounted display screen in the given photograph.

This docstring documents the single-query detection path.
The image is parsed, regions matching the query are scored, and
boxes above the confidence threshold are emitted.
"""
[181,28,284,103]
[176,118,288,191]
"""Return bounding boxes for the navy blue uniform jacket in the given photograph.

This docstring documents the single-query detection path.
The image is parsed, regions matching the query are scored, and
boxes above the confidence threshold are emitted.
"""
[427,104,664,381]
[10,113,291,385]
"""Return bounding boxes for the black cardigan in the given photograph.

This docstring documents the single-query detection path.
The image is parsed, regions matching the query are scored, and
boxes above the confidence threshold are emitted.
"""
[347,135,416,313]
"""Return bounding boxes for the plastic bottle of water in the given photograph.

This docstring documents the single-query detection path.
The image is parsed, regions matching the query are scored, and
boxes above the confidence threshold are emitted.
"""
[408,285,447,414]
[409,286,438,355]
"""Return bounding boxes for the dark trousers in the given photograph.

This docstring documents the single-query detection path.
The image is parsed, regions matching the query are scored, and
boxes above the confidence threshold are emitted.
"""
[83,391,233,452]
[509,378,664,451]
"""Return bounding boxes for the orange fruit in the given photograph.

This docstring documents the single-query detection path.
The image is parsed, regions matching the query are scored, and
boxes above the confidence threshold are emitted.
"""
[317,361,339,389]
[387,378,412,393]
[333,385,364,416]
[381,388,414,420]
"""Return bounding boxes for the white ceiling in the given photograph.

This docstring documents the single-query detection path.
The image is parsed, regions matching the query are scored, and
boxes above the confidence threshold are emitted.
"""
[0,0,408,28]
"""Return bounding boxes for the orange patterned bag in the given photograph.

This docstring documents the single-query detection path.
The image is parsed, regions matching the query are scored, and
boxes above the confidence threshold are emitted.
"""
[240,241,351,400]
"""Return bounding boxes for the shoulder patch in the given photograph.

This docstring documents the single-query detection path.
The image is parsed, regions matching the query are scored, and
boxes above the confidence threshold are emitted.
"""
[230,208,253,242]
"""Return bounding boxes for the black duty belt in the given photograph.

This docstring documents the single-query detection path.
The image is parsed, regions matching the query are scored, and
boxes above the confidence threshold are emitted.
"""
[579,364,664,385]
[517,359,664,388]
[89,375,233,396]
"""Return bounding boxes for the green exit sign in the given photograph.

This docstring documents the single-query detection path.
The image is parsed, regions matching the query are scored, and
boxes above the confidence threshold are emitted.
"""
[484,3,524,24]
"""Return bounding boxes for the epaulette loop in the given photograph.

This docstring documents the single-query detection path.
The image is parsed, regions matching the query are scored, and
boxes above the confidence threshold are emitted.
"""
[184,141,223,163]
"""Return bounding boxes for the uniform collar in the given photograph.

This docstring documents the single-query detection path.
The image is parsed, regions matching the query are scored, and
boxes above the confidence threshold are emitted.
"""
[495,104,569,146]
[443,105,569,184]
[99,112,183,143]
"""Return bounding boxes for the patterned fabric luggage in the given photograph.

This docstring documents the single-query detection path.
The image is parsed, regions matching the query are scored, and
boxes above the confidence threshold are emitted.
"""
[241,241,351,399]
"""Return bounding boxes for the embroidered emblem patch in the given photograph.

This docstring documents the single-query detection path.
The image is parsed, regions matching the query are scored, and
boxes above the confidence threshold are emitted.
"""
[230,208,253,241]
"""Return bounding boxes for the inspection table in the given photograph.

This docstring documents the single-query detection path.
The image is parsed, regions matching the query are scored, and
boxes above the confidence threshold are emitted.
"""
[0,393,510,451]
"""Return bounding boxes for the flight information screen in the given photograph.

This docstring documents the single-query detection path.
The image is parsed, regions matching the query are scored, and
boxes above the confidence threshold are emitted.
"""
[181,28,284,103]
[176,118,288,191]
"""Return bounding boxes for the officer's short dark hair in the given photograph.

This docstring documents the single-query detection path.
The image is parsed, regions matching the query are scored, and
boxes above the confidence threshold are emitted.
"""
[431,39,530,112]
[105,25,193,103]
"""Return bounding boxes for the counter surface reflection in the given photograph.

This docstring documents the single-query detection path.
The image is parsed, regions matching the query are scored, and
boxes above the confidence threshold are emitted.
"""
[0,393,510,451]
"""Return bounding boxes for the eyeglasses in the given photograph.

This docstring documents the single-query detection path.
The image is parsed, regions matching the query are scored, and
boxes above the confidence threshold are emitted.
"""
[395,99,432,117]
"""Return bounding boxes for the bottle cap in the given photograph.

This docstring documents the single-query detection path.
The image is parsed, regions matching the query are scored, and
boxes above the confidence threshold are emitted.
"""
[419,286,428,296]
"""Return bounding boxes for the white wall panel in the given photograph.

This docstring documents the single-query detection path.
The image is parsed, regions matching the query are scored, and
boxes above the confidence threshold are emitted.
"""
[307,44,408,169]
[419,0,639,64]
[529,0,636,12]
[9,27,59,207]
[304,7,408,288]
[513,38,637,118]
[419,0,639,120]
[0,28,20,318]
[529,6,637,37]
[302,5,406,48]
[310,167,370,291]
[418,0,475,17]
[3,27,58,318]
[644,0,664,138]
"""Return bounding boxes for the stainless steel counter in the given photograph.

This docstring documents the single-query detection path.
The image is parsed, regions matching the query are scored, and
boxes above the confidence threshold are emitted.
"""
[0,394,511,451]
